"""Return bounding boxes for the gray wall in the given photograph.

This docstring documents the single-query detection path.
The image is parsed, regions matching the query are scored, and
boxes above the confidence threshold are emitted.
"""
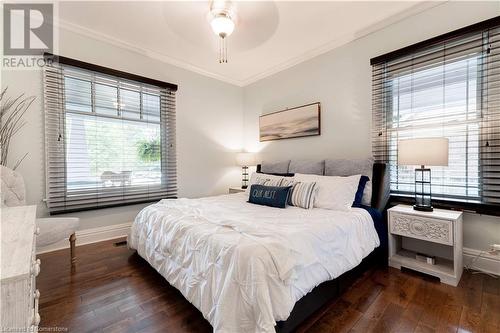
[2,1,499,252]
[1,26,243,230]
[242,1,500,251]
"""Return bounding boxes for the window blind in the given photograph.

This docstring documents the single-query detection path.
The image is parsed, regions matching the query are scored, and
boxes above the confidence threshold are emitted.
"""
[44,59,177,214]
[371,17,500,205]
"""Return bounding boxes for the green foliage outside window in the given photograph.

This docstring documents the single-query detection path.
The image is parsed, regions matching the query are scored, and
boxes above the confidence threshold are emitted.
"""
[136,138,161,163]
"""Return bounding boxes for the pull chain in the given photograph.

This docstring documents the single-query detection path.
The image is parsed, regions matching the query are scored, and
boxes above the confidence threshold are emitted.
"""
[218,36,228,63]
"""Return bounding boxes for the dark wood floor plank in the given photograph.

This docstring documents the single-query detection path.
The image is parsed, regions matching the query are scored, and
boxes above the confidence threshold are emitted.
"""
[37,238,498,333]
[350,315,378,333]
[435,304,462,333]
[458,307,481,333]
[414,323,436,333]
[482,275,500,296]
[305,299,363,333]
[481,292,500,331]
[394,302,425,333]
[371,302,405,332]
[361,292,392,321]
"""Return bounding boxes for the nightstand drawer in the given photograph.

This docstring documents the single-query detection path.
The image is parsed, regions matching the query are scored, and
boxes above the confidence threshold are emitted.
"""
[390,212,453,246]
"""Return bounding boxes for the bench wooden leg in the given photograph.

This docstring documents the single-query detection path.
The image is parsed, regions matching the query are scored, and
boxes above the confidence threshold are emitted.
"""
[69,233,76,264]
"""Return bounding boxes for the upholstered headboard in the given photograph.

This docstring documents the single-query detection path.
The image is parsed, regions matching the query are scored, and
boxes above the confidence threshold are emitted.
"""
[256,159,390,211]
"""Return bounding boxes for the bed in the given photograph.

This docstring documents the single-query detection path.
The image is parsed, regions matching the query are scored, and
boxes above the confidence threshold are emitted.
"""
[128,159,390,333]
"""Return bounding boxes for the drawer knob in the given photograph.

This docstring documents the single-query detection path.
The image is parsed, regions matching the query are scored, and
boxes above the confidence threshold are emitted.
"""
[410,221,427,236]
[33,289,40,325]
[31,259,41,277]
[32,312,40,326]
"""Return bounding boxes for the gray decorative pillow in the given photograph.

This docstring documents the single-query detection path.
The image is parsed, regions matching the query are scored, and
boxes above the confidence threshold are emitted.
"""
[324,157,374,206]
[289,160,324,175]
[261,160,291,174]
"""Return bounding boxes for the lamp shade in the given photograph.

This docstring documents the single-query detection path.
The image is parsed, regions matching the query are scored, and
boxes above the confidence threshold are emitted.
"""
[398,138,449,166]
[236,152,256,167]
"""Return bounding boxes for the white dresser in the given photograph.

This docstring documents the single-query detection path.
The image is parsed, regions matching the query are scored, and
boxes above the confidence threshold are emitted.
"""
[388,204,463,286]
[1,205,40,331]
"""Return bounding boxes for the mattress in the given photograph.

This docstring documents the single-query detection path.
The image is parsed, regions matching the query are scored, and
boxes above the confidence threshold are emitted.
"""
[128,193,380,333]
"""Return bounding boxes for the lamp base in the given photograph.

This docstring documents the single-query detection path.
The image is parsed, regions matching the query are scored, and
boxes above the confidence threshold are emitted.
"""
[413,204,433,212]
[241,166,249,189]
[414,166,433,212]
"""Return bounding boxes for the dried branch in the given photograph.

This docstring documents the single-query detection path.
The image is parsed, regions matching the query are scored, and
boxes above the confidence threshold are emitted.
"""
[0,87,36,168]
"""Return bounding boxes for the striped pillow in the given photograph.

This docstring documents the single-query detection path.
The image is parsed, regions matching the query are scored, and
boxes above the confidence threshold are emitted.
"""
[280,178,295,187]
[254,177,269,185]
[287,181,317,209]
[263,178,283,187]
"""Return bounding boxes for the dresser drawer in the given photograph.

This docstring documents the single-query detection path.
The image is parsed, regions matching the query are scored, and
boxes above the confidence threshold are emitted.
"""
[389,212,453,245]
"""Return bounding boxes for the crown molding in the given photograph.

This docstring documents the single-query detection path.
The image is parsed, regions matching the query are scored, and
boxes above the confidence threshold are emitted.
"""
[55,1,444,88]
[56,18,244,87]
[240,1,444,86]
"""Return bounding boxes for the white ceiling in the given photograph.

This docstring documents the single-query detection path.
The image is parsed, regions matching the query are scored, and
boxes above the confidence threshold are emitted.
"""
[58,1,438,86]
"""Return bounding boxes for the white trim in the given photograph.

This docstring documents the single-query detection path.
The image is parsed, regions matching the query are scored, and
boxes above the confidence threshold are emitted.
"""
[240,2,443,86]
[55,18,243,87]
[463,247,500,276]
[54,2,443,87]
[36,222,132,254]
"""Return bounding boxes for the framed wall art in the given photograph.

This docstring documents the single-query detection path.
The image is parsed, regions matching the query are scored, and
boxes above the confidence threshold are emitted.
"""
[259,102,320,142]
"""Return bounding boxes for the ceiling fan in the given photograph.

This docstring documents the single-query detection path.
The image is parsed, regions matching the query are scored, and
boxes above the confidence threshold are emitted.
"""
[208,1,236,63]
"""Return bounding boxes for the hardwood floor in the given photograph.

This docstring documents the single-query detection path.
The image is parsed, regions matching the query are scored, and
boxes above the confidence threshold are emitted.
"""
[38,238,500,333]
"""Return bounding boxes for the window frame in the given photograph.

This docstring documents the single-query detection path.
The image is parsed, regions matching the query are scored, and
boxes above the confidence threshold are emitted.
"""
[386,55,482,201]
[371,16,500,215]
[44,54,177,214]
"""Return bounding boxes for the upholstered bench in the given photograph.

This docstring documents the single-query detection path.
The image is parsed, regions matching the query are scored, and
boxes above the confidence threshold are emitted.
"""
[1,166,79,264]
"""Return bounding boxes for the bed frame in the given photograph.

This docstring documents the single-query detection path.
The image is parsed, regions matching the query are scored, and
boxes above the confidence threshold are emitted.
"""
[255,162,391,333]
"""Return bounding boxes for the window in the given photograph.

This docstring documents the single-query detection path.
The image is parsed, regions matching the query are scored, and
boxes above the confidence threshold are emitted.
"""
[372,18,500,206]
[44,57,177,213]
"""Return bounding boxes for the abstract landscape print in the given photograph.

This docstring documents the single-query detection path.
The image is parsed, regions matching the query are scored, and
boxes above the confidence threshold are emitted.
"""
[259,102,320,141]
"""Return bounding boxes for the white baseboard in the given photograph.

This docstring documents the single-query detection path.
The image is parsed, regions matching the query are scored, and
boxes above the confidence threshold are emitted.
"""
[36,221,132,254]
[463,247,500,276]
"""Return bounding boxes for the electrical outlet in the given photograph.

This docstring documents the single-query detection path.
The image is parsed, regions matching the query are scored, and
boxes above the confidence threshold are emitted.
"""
[489,244,500,255]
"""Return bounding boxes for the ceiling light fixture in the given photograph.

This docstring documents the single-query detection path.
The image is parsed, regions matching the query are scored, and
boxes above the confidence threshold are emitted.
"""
[209,1,235,63]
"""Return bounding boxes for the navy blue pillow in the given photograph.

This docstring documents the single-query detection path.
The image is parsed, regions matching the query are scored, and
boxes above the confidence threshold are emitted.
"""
[353,175,370,206]
[248,185,292,208]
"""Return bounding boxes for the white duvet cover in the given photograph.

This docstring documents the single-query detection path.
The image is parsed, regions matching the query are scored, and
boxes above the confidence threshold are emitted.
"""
[128,193,380,333]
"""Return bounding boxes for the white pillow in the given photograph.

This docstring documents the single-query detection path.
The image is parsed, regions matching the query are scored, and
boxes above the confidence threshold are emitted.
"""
[246,173,293,194]
[294,173,361,211]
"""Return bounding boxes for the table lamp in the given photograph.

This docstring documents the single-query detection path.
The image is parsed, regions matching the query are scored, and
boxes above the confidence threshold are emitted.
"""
[236,152,256,189]
[398,138,449,211]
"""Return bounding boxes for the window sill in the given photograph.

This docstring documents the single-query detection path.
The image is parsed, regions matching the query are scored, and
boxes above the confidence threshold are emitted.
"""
[390,194,500,217]
[49,197,177,215]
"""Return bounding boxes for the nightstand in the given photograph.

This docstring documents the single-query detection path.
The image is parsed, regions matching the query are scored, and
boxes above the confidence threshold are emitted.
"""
[388,204,463,286]
[228,187,246,194]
